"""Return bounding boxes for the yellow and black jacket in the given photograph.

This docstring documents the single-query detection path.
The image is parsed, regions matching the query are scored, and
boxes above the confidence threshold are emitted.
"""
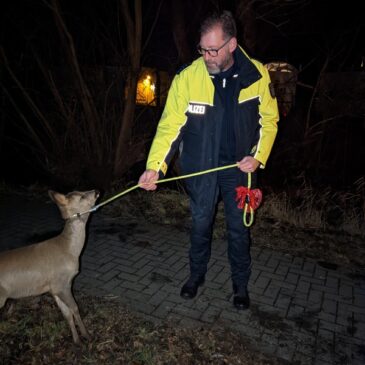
[147,46,279,192]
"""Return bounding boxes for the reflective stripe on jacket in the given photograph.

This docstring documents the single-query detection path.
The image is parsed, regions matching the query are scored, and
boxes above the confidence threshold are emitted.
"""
[146,46,279,181]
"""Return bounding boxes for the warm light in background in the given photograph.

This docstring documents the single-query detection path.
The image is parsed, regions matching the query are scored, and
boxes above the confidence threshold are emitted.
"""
[136,70,156,106]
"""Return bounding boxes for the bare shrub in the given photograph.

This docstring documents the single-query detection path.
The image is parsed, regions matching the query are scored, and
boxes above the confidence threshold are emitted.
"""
[257,181,364,237]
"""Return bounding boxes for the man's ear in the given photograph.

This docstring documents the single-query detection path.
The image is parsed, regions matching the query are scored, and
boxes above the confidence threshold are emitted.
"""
[229,37,237,53]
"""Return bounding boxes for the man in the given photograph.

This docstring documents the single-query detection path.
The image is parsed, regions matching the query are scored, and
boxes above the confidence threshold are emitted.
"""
[139,11,279,310]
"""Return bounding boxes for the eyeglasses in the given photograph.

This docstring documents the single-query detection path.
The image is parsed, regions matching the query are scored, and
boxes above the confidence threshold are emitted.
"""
[197,38,231,57]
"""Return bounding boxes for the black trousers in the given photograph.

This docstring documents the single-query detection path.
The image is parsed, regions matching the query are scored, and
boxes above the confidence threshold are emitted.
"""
[188,168,252,288]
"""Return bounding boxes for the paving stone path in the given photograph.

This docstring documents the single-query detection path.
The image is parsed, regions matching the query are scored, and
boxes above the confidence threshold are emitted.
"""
[0,193,364,364]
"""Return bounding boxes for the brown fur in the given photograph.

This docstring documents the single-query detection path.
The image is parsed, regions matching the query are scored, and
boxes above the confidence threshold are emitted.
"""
[0,190,99,344]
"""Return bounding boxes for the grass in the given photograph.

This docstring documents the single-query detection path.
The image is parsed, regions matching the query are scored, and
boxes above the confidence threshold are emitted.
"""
[0,295,282,365]
[103,179,364,234]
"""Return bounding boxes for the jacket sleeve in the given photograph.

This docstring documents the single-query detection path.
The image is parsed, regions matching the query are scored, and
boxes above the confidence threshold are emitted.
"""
[146,72,189,176]
[254,65,279,168]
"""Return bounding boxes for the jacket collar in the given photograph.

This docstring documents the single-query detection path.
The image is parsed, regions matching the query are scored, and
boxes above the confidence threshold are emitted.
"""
[233,46,262,88]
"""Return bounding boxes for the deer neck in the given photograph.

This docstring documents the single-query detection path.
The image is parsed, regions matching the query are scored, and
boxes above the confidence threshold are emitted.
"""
[61,217,88,257]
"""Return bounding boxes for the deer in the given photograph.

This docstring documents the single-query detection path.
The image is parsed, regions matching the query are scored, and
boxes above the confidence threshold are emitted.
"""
[0,189,99,344]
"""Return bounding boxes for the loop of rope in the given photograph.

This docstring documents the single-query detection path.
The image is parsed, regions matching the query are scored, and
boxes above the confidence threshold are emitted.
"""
[242,172,254,227]
[243,203,254,227]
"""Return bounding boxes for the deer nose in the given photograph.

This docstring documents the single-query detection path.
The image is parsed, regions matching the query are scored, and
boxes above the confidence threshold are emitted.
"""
[94,190,100,198]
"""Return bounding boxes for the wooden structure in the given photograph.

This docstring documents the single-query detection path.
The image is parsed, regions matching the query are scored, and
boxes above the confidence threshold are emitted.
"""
[265,62,298,117]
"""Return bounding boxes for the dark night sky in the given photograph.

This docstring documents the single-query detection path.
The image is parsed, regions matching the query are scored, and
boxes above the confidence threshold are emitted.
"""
[1,1,363,71]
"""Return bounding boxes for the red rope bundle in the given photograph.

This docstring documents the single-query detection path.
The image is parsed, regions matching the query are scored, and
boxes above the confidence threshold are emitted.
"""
[235,186,262,210]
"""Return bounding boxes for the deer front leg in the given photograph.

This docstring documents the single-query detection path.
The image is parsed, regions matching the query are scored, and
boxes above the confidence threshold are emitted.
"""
[56,288,89,340]
[53,294,81,344]
[0,286,8,310]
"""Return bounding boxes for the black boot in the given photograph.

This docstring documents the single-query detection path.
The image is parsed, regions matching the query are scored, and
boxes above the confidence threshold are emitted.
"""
[180,276,205,299]
[233,284,250,310]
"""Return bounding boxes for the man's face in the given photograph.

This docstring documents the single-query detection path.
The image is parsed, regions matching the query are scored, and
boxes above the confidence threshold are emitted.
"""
[199,26,236,74]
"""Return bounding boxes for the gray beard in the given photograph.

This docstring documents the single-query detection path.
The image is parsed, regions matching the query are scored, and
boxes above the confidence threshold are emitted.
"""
[207,65,222,74]
[204,55,233,75]
[207,66,223,75]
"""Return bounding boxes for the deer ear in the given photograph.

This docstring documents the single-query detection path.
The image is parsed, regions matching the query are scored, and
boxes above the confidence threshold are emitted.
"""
[48,190,68,206]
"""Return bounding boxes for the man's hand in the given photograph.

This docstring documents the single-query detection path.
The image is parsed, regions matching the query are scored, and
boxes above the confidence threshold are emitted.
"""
[138,169,159,190]
[237,156,260,173]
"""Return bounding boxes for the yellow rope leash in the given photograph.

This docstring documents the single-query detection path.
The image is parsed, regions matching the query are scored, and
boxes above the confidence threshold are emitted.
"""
[93,163,238,210]
[75,163,255,227]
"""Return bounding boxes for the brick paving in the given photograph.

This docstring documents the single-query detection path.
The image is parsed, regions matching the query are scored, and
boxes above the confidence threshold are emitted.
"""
[1,193,364,364]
